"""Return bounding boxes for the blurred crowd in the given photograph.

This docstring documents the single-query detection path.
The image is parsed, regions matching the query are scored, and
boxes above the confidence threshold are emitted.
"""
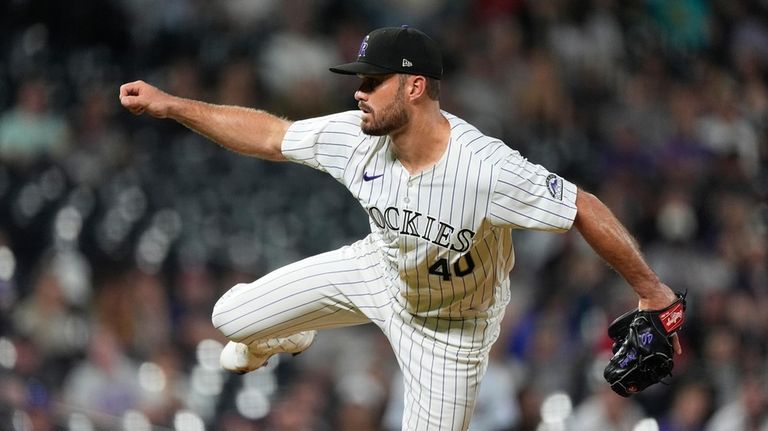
[0,0,766,430]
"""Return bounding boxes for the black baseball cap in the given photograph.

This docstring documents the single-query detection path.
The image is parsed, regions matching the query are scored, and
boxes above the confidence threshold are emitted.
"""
[330,26,443,80]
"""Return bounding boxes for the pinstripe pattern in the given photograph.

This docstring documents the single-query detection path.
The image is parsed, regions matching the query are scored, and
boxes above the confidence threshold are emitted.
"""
[217,109,578,430]
[283,110,577,319]
[212,238,390,342]
[385,304,503,431]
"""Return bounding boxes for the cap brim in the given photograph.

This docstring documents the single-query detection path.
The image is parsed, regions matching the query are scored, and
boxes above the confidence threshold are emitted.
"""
[329,61,395,76]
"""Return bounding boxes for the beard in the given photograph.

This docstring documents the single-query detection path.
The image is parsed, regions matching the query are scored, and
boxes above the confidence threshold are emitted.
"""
[360,84,409,136]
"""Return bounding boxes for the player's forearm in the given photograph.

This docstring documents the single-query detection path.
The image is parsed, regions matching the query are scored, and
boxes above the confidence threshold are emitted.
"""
[167,98,290,161]
[573,189,675,308]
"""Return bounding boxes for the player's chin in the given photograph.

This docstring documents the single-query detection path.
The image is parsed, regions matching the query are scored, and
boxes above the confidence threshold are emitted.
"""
[362,122,385,136]
[360,116,377,134]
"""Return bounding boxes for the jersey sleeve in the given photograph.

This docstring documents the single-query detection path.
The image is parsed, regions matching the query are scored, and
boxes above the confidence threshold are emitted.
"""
[281,111,362,180]
[489,152,578,231]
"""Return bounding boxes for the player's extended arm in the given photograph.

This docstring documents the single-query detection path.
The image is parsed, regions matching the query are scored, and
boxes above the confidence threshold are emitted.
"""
[119,80,289,161]
[573,188,682,353]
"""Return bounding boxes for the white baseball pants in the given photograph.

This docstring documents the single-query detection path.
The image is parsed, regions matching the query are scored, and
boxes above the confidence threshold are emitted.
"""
[212,235,503,431]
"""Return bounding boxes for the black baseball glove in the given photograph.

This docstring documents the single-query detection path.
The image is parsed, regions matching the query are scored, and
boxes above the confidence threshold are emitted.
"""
[603,292,687,397]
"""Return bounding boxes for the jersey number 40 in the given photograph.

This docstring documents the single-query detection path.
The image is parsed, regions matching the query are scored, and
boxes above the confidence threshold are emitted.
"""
[428,253,475,281]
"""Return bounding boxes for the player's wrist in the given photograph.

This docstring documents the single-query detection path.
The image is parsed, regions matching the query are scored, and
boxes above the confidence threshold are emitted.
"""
[162,95,189,120]
[636,284,677,311]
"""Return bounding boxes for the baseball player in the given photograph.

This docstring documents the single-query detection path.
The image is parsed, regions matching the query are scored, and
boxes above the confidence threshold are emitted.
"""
[119,26,681,431]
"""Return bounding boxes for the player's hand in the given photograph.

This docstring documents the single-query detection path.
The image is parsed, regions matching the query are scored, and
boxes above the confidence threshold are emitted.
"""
[119,80,175,118]
[637,284,683,355]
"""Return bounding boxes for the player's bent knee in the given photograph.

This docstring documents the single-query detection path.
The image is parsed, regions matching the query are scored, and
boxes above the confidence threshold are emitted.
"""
[210,282,250,336]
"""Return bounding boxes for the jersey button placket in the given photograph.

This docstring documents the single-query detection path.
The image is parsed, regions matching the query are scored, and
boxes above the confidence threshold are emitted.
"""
[403,177,414,206]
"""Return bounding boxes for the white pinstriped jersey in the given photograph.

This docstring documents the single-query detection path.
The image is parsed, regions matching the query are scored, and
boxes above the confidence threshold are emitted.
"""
[282,110,578,318]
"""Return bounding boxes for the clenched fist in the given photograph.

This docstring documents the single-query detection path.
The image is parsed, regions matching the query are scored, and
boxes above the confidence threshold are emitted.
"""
[119,80,176,118]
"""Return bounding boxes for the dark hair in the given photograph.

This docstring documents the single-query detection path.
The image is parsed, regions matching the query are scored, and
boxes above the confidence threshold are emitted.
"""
[425,77,440,101]
[399,75,440,101]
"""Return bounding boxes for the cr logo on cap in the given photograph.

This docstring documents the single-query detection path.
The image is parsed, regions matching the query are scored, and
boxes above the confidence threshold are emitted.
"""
[358,36,369,58]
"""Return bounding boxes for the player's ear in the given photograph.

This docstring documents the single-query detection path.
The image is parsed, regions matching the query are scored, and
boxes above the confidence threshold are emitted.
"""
[407,75,427,101]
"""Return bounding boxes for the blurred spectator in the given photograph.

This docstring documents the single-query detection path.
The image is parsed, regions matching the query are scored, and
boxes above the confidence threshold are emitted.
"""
[170,264,227,366]
[217,410,266,431]
[61,84,130,186]
[335,371,386,431]
[165,57,206,101]
[658,380,714,431]
[510,383,544,431]
[518,49,571,133]
[61,324,144,428]
[214,59,262,107]
[734,49,768,132]
[603,62,673,153]
[131,270,174,357]
[701,325,741,406]
[0,373,28,430]
[0,77,70,166]
[12,255,87,361]
[174,263,218,318]
[507,301,579,396]
[646,0,711,55]
[659,86,714,186]
[728,2,768,71]
[547,0,625,85]
[140,344,188,426]
[696,69,761,178]
[265,374,332,431]
[258,0,340,117]
[0,231,18,321]
[94,271,138,352]
[0,335,58,430]
[704,376,768,431]
[570,380,646,431]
